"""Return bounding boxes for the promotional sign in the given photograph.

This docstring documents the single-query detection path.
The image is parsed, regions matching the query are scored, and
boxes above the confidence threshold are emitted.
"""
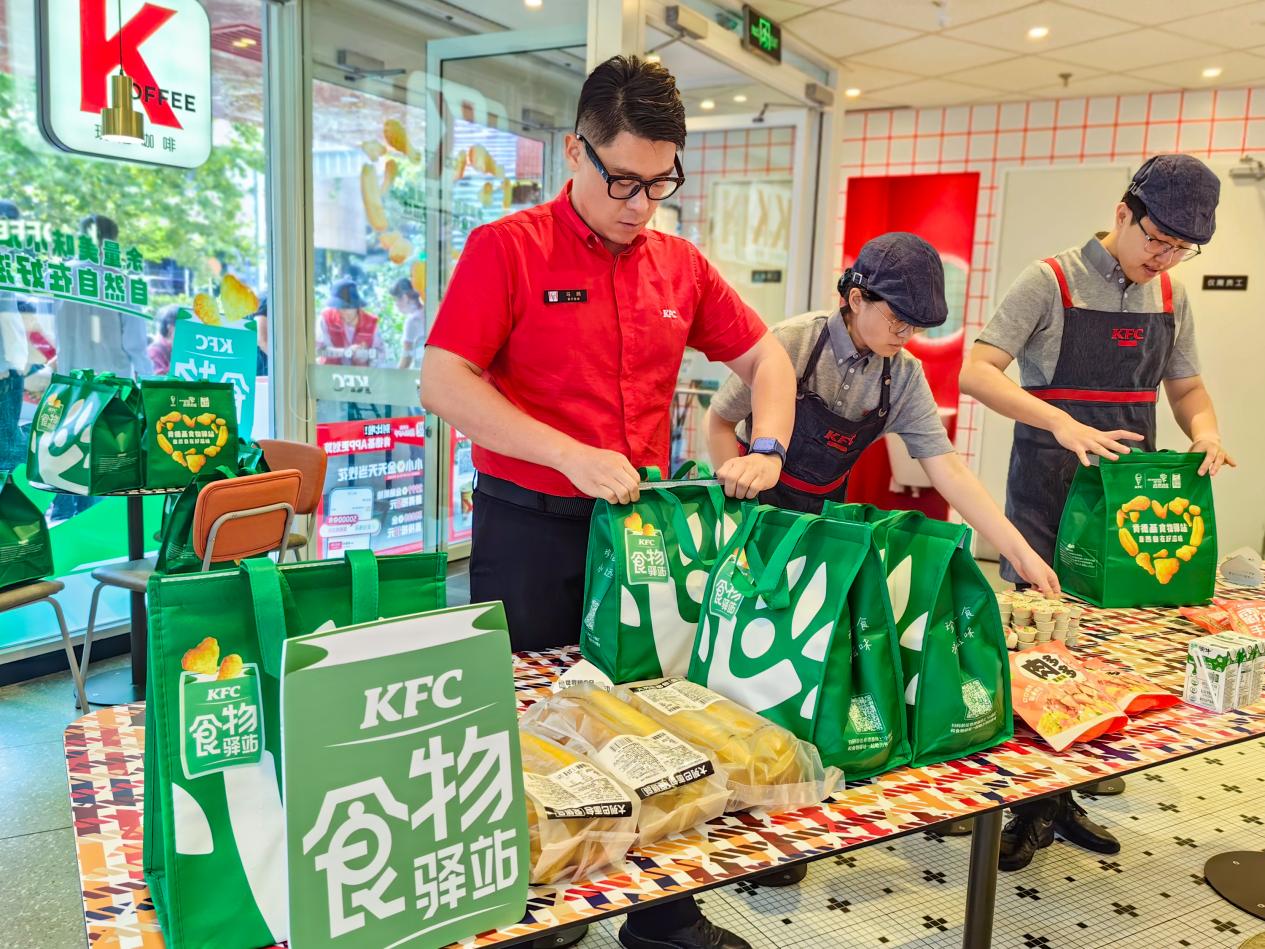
[316,417,426,557]
[282,603,528,949]
[449,429,473,544]
[0,222,151,319]
[37,0,212,167]
[169,314,258,441]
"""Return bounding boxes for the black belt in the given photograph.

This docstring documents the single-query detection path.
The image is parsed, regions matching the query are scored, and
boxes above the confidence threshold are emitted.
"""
[475,473,597,519]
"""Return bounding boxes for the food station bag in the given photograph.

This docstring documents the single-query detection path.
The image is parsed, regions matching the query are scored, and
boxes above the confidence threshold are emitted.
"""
[140,379,239,488]
[0,473,53,588]
[26,369,143,494]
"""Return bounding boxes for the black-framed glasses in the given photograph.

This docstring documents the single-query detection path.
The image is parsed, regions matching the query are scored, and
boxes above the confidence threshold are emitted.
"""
[1136,219,1201,262]
[577,134,685,201]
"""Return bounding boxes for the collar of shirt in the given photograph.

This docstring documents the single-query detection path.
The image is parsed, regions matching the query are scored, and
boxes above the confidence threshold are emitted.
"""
[826,307,872,370]
[550,181,648,255]
[1084,232,1130,287]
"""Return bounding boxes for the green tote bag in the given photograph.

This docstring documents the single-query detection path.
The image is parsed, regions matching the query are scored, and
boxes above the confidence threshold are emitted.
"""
[143,549,447,949]
[0,473,53,589]
[687,504,874,771]
[140,378,240,488]
[581,462,748,682]
[27,369,143,494]
[1055,451,1216,608]
[827,503,1012,768]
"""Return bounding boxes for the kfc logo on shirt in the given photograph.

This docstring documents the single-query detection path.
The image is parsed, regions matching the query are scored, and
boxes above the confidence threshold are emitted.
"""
[824,430,857,453]
[661,308,679,320]
[1112,328,1144,348]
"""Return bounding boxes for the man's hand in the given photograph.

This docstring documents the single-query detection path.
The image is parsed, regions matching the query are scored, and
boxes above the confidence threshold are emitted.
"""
[1050,416,1145,466]
[1190,436,1235,476]
[716,453,782,500]
[560,445,641,504]
[1005,543,1061,597]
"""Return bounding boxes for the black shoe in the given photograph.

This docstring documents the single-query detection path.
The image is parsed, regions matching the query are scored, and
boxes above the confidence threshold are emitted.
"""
[1054,796,1120,854]
[618,917,752,949]
[533,925,588,948]
[998,811,1055,871]
[754,862,808,887]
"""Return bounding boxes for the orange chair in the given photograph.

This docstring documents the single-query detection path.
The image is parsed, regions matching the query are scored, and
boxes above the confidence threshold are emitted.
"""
[79,469,302,704]
[257,438,328,559]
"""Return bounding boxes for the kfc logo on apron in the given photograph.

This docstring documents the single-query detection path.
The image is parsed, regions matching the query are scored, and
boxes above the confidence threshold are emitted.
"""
[824,429,858,453]
[1112,328,1145,348]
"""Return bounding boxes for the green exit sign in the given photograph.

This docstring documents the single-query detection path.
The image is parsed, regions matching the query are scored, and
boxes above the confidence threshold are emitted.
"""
[743,5,782,63]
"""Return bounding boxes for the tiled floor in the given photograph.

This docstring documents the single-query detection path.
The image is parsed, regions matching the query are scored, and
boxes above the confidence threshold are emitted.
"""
[3,561,1264,948]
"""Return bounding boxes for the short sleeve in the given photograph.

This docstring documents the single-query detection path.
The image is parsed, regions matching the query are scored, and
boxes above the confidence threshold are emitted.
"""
[1164,282,1201,379]
[887,360,953,459]
[685,247,767,364]
[977,260,1058,358]
[426,225,514,369]
[709,369,753,423]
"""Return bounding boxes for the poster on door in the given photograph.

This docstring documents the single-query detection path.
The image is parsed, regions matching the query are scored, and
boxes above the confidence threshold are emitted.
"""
[449,429,474,544]
[316,417,426,557]
[709,179,792,268]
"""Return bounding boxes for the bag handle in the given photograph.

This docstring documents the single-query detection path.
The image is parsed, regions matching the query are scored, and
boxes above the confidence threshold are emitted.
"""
[638,466,663,483]
[243,558,287,678]
[345,548,380,624]
[730,507,815,608]
[671,460,714,480]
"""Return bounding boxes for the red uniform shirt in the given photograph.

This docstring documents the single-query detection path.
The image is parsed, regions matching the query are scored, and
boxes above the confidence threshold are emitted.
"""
[427,183,767,496]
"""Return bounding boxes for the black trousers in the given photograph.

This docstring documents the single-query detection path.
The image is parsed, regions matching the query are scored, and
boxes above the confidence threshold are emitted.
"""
[470,485,703,932]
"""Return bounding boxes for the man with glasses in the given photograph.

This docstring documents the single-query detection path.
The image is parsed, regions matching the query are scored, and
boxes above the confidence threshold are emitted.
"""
[961,153,1233,871]
[422,55,794,949]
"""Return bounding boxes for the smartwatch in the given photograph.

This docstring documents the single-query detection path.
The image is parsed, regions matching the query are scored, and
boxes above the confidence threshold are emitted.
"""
[748,437,787,464]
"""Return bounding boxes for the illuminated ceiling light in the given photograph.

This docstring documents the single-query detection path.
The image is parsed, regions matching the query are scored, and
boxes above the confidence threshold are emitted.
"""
[232,36,257,48]
[1202,66,1223,79]
[1027,25,1049,40]
[100,0,144,143]
[524,0,543,8]
[845,87,862,98]
[733,93,748,103]
[645,51,661,63]
[700,98,716,110]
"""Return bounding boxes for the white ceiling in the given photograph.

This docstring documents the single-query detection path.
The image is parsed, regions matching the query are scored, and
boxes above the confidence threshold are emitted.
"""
[749,0,1265,108]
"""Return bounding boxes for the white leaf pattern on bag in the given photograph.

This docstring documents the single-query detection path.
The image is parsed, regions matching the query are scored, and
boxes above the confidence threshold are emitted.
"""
[697,615,712,663]
[647,575,691,676]
[905,674,920,706]
[785,555,807,590]
[172,782,213,855]
[705,613,802,713]
[800,685,818,719]
[686,511,703,554]
[684,568,708,604]
[887,554,913,623]
[802,623,831,662]
[620,585,639,626]
[740,616,776,659]
[791,563,827,640]
[899,612,929,652]
[224,751,289,942]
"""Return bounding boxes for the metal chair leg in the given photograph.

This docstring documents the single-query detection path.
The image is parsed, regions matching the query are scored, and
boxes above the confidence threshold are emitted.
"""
[44,596,88,713]
[79,581,106,692]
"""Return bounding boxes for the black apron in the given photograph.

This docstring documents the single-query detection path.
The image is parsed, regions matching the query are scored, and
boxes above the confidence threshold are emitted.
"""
[1002,257,1176,582]
[744,322,892,514]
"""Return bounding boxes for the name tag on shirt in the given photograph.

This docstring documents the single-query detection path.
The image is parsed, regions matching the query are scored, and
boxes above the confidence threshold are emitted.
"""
[544,289,587,304]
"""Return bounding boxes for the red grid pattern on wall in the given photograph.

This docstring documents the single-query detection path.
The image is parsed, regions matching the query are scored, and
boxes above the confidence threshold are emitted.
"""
[679,126,795,248]
[837,86,1265,466]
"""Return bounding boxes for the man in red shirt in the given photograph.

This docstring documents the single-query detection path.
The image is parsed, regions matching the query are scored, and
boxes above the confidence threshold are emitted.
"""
[422,57,794,949]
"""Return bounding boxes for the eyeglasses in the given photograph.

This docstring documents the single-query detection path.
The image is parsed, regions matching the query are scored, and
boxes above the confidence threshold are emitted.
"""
[578,134,685,201]
[1136,219,1201,262]
[878,305,922,339]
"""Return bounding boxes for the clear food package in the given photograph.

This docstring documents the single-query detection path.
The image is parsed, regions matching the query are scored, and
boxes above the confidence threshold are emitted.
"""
[613,677,841,812]
[519,728,639,885]
[520,685,730,845]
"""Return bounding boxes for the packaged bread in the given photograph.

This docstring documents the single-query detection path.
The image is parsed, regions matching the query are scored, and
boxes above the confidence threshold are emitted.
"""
[520,685,729,845]
[519,728,639,885]
[614,678,840,813]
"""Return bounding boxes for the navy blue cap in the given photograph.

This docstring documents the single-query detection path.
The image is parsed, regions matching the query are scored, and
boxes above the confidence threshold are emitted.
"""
[838,231,947,328]
[326,278,365,309]
[1128,154,1220,245]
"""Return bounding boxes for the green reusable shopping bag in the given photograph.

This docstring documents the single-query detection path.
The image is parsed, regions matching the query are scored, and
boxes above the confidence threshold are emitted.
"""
[1055,451,1216,608]
[26,369,143,494]
[687,504,873,771]
[827,503,1012,768]
[141,379,239,489]
[155,466,236,575]
[143,549,447,949]
[581,462,749,682]
[0,473,53,589]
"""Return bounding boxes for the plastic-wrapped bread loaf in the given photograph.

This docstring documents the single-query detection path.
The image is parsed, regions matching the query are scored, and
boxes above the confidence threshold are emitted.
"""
[520,685,730,846]
[520,728,639,885]
[614,678,841,812]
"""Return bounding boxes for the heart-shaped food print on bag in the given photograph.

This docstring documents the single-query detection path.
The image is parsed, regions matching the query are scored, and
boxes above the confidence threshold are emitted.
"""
[155,411,230,474]
[1115,494,1205,585]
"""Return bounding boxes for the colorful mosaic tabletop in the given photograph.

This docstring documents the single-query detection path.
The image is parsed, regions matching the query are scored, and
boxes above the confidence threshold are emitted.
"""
[65,589,1265,949]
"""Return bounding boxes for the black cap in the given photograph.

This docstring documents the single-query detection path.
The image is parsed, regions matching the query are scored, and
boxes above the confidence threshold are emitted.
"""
[838,231,947,328]
[326,278,365,309]
[1128,154,1220,245]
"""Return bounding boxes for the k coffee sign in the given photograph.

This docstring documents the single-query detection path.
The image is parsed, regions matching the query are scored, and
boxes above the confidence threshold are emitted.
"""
[36,0,212,168]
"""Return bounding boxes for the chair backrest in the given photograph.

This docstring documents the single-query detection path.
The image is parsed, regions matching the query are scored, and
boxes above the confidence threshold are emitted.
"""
[257,438,328,515]
[192,469,302,567]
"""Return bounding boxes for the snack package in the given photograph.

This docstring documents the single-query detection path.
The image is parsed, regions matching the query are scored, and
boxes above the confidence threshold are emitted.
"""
[614,678,841,813]
[1009,643,1128,751]
[519,728,639,885]
[1077,655,1179,715]
[1180,604,1232,634]
[520,685,730,845]
[1215,598,1265,639]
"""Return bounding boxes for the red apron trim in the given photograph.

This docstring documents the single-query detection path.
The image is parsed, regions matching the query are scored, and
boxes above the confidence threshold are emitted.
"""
[1160,271,1173,314]
[777,467,850,496]
[1029,387,1158,404]
[1043,257,1074,309]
